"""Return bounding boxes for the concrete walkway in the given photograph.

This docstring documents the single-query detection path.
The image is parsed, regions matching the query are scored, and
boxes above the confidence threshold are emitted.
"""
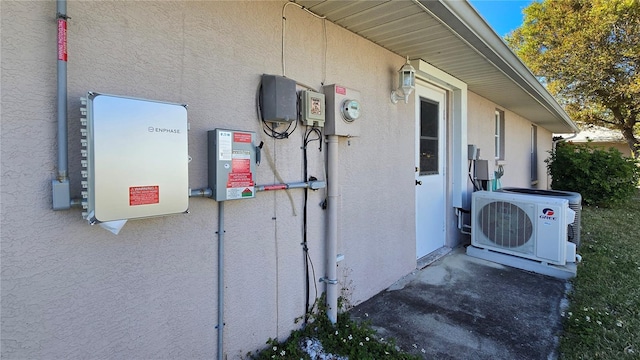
[350,246,569,360]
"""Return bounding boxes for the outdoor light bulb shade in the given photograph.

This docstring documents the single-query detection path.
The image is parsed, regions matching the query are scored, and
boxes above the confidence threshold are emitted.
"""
[391,59,416,104]
[402,72,414,87]
[398,62,416,95]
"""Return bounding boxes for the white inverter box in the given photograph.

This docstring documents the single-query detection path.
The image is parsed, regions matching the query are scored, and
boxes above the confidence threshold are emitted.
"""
[83,92,189,223]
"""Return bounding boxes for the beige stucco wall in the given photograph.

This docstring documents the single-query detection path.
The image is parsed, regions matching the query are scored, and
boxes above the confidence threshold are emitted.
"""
[1,1,416,358]
[467,91,552,190]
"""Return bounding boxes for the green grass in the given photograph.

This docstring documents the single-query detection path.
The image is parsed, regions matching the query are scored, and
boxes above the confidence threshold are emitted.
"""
[559,190,640,360]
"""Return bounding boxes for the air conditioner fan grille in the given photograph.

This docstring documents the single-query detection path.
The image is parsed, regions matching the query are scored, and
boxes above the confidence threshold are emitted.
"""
[479,201,533,248]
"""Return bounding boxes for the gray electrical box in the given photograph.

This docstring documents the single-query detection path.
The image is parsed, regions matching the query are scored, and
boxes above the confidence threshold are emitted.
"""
[208,129,257,201]
[323,84,361,137]
[475,159,490,180]
[260,74,297,123]
[83,93,189,223]
[300,90,325,127]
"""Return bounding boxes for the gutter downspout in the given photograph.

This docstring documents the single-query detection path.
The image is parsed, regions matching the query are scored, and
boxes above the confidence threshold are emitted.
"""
[52,0,71,210]
[323,135,339,324]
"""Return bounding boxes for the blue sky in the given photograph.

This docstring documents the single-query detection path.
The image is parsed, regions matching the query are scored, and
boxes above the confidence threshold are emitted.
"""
[468,0,534,37]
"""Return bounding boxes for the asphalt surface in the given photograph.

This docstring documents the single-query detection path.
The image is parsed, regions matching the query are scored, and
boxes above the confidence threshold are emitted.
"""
[350,246,569,360]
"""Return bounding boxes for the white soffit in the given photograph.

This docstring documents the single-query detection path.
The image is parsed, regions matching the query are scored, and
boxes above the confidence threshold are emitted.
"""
[296,0,579,133]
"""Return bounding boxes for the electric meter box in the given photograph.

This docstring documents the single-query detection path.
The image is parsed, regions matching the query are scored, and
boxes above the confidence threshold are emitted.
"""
[208,129,257,201]
[83,93,189,223]
[323,84,361,137]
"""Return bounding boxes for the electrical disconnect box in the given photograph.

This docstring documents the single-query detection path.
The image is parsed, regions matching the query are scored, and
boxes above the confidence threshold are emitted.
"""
[82,93,189,223]
[323,84,361,137]
[208,129,257,201]
[260,74,297,123]
[300,90,325,127]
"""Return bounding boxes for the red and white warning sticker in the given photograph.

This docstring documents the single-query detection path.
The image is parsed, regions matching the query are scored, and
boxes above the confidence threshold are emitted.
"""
[129,185,159,206]
[233,132,252,143]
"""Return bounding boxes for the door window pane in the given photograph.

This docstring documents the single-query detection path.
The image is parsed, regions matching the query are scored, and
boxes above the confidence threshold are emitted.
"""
[420,98,439,175]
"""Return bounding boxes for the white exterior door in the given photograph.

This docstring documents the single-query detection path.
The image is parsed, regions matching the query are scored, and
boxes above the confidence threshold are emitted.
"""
[415,84,447,259]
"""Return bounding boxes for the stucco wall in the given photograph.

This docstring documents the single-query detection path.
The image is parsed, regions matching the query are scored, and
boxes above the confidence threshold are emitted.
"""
[1,1,416,358]
[467,91,552,190]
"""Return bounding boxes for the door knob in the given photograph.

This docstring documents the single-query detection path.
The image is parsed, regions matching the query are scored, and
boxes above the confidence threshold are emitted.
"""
[416,180,422,186]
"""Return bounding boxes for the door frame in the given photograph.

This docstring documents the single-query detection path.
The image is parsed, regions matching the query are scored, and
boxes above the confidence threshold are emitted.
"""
[415,83,447,259]
[411,60,469,252]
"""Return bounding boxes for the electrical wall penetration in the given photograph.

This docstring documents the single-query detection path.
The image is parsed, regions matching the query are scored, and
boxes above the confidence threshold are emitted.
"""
[81,93,190,223]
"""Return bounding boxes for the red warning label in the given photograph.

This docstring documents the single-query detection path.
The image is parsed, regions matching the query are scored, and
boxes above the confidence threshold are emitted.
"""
[232,158,250,173]
[57,19,67,62]
[227,173,254,188]
[335,86,346,95]
[233,132,252,143]
[129,186,159,206]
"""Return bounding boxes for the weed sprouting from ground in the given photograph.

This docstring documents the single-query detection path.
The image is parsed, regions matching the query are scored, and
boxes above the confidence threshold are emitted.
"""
[246,295,420,360]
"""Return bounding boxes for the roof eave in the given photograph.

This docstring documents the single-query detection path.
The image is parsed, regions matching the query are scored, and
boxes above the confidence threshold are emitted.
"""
[420,0,579,133]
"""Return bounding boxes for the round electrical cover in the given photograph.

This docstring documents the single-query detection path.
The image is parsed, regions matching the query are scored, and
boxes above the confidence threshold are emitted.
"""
[341,99,361,122]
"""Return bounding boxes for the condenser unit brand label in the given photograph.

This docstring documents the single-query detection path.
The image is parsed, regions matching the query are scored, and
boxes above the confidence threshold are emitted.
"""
[539,208,557,221]
[129,186,160,206]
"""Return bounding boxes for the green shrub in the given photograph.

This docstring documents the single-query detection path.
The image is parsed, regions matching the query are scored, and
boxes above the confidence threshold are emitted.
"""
[546,142,639,206]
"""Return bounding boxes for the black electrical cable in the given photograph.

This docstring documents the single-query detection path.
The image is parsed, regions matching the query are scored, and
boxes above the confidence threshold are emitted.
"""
[469,160,480,192]
[302,126,322,323]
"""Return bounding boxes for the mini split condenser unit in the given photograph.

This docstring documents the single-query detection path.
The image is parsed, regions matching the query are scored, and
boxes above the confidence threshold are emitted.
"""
[470,191,578,266]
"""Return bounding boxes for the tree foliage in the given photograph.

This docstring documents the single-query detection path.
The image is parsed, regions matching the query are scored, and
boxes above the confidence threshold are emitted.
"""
[507,0,640,157]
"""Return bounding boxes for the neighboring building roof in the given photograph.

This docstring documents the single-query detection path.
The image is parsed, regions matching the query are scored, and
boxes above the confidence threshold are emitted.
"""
[558,126,626,143]
[298,0,579,133]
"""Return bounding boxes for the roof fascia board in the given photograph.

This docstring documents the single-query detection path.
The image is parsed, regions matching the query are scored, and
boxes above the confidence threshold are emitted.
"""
[415,0,579,133]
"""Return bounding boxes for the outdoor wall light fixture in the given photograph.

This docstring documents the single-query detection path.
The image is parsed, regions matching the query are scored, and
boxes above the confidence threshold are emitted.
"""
[390,57,416,104]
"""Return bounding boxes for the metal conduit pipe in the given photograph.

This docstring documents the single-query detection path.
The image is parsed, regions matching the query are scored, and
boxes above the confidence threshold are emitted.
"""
[189,181,326,198]
[216,201,225,360]
[255,181,326,192]
[190,188,213,197]
[52,0,71,210]
[324,135,339,324]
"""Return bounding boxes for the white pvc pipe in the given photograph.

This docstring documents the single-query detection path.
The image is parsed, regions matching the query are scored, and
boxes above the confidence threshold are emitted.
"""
[325,135,339,324]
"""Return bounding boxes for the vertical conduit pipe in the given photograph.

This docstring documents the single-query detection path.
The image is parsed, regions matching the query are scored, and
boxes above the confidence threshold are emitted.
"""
[52,0,71,210]
[57,0,68,180]
[325,135,339,324]
[217,201,225,360]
